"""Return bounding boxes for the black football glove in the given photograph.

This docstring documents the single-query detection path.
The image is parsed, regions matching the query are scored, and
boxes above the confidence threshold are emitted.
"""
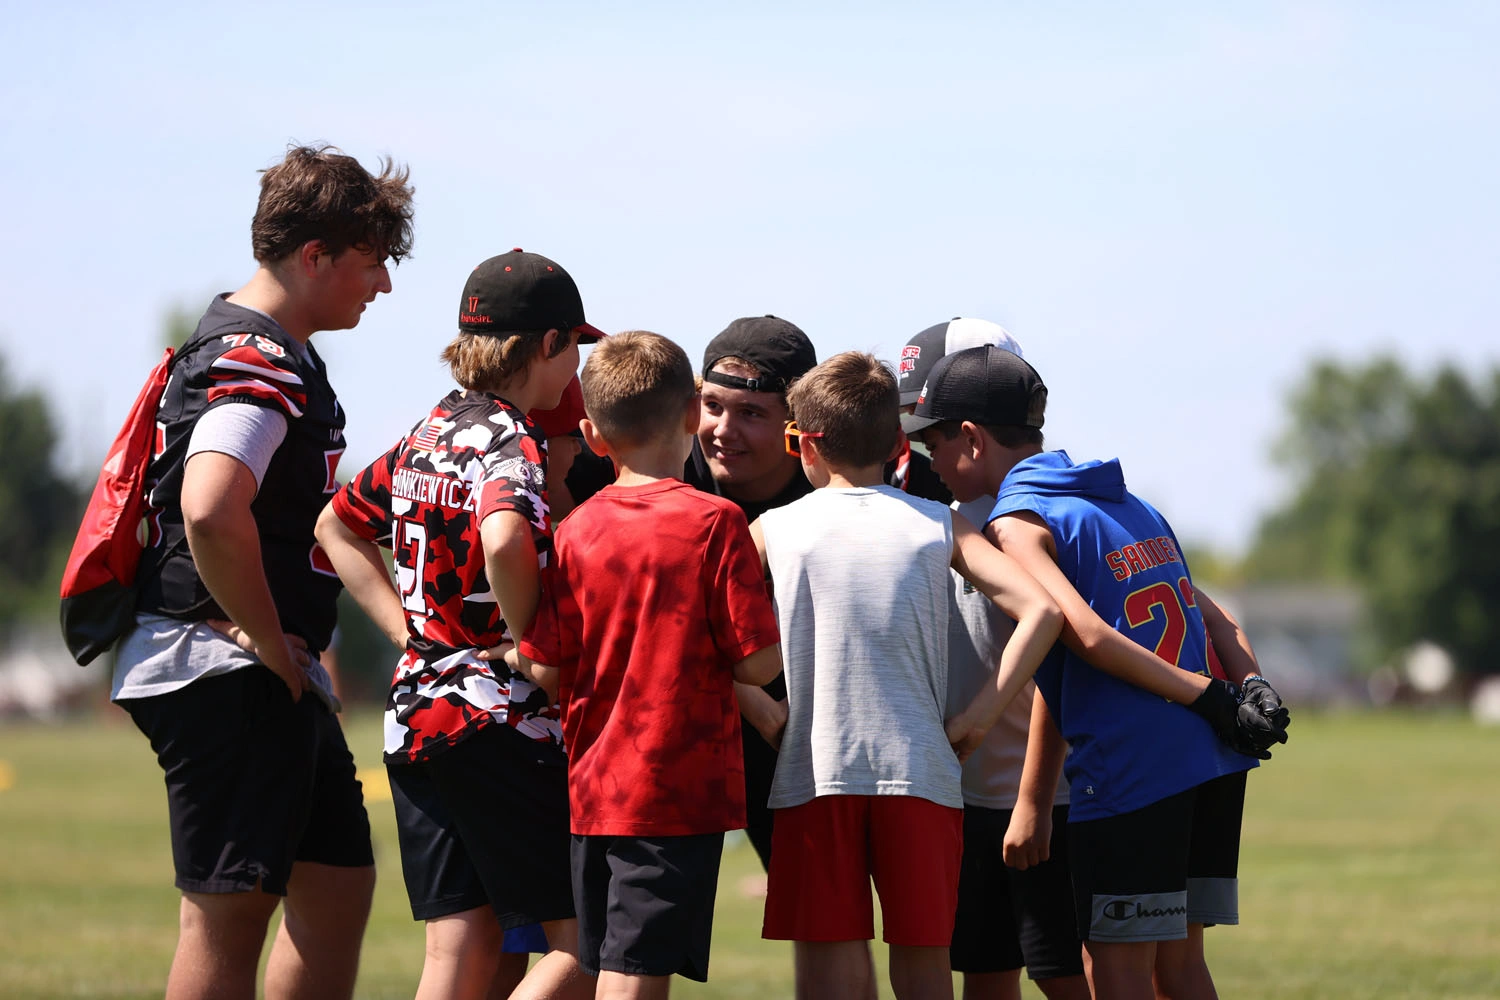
[1239,675,1291,730]
[1190,679,1276,760]
[1236,676,1291,754]
[1188,678,1242,746]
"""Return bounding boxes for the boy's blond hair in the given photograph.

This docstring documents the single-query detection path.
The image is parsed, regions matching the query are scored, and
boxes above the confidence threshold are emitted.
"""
[786,351,899,469]
[580,331,696,446]
[441,330,570,394]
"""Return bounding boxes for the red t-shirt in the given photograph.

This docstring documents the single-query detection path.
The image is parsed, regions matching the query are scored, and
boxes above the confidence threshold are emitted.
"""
[520,479,779,836]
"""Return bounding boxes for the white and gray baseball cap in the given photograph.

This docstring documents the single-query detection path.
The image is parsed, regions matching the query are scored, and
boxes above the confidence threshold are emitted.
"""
[896,317,1024,406]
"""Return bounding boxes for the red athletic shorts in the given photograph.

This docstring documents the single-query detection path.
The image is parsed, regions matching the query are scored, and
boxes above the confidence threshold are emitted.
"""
[762,794,963,946]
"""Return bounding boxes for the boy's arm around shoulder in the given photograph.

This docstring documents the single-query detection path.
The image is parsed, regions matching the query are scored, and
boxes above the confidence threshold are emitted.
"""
[945,513,1064,760]
[987,511,1212,705]
[988,511,1263,751]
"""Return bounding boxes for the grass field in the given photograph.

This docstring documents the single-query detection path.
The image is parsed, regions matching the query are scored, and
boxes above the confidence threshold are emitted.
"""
[1,709,1497,999]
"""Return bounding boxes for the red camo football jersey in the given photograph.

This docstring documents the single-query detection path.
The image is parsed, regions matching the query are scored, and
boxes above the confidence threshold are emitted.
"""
[332,389,561,763]
[520,479,780,836]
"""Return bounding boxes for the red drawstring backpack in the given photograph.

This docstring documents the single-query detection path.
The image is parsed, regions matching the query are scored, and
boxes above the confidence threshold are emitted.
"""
[59,347,174,665]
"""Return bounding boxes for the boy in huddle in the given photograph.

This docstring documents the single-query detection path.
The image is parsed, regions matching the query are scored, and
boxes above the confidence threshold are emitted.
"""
[905,345,1289,1000]
[894,320,1086,1000]
[316,249,601,1000]
[516,331,784,999]
[897,322,1089,1000]
[752,351,1065,1000]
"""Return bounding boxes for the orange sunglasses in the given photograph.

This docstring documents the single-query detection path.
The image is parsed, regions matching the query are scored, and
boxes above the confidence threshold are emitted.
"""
[783,420,824,456]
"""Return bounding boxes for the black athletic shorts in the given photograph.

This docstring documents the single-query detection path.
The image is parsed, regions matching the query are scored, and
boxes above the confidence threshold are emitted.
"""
[121,666,373,896]
[1068,771,1248,943]
[951,804,1083,980]
[572,832,725,982]
[741,718,778,871]
[387,722,573,929]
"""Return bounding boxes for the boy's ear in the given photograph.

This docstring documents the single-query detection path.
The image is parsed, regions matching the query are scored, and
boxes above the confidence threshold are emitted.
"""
[540,328,561,358]
[579,418,610,459]
[960,420,986,458]
[298,239,329,277]
[886,427,906,464]
[684,393,702,434]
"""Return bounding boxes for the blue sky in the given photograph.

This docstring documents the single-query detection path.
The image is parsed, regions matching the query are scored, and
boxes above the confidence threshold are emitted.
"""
[3,2,1497,552]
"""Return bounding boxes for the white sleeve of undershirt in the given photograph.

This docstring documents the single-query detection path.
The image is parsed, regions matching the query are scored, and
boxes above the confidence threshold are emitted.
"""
[186,403,290,489]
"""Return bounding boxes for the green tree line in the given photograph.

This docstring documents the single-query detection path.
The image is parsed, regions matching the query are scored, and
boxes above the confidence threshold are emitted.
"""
[1245,357,1500,677]
[0,358,83,625]
[0,348,394,702]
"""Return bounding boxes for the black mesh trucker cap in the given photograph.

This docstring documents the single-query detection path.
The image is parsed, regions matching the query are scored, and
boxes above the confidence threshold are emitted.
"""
[899,345,1047,435]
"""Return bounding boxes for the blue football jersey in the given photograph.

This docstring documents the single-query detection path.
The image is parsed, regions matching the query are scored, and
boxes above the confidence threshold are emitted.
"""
[989,451,1254,821]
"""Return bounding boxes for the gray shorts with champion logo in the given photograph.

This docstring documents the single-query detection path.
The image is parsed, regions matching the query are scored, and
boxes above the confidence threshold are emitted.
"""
[1069,771,1247,943]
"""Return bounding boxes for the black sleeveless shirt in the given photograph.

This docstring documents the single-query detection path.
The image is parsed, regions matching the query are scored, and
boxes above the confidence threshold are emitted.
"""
[136,295,347,652]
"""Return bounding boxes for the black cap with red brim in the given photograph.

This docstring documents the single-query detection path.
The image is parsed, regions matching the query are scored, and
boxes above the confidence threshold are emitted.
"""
[458,248,605,342]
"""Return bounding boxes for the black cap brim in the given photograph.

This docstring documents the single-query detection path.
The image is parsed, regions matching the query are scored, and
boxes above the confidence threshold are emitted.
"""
[900,411,941,435]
